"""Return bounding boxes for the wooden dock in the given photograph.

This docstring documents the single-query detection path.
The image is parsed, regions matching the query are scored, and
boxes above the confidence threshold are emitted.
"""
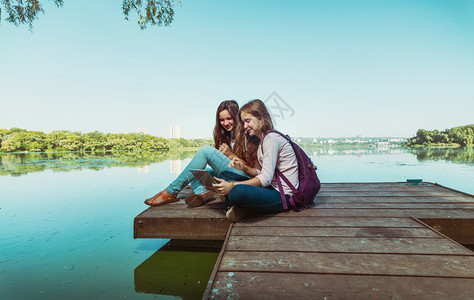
[134,182,474,299]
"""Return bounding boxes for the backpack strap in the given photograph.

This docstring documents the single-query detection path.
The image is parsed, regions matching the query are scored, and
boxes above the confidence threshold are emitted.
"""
[262,130,298,210]
[265,130,291,143]
[275,175,288,210]
[276,169,297,210]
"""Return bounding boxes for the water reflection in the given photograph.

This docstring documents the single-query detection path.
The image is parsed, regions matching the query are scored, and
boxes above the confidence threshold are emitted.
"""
[302,146,473,165]
[134,240,221,299]
[408,147,474,164]
[137,165,149,174]
[1,147,472,177]
[170,159,182,174]
[0,151,197,176]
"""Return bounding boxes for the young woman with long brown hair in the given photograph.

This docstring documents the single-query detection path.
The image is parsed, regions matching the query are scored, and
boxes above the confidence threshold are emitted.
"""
[144,100,253,207]
[213,99,299,222]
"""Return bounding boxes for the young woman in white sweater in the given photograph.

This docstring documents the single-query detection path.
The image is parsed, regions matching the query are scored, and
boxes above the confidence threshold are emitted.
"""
[144,100,251,207]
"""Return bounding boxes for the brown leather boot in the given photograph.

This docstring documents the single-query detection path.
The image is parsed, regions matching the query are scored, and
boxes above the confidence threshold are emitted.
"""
[185,190,216,207]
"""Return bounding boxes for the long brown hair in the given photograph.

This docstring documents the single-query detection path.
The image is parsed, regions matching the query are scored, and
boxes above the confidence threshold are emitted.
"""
[213,100,239,149]
[233,99,274,167]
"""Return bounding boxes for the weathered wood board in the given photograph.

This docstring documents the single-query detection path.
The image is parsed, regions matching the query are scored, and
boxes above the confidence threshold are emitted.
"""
[201,183,474,299]
[205,217,474,299]
[134,182,474,243]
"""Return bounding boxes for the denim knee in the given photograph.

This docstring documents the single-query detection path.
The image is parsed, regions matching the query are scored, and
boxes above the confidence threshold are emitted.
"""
[217,170,250,182]
[199,145,216,157]
[227,184,247,207]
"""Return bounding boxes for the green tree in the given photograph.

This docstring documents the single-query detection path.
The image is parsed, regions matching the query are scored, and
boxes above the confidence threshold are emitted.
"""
[45,131,68,150]
[9,127,27,133]
[122,0,179,29]
[1,134,20,152]
[24,131,46,151]
[83,131,106,151]
[59,132,82,151]
[406,124,474,147]
[0,128,11,150]
[0,0,179,30]
[0,128,187,152]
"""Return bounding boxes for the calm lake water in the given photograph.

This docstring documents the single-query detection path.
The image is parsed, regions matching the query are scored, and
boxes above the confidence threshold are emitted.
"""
[1,147,473,299]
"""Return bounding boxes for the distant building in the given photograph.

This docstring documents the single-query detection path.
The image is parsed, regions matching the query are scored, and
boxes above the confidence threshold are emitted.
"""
[137,126,148,134]
[170,125,181,139]
[388,138,405,143]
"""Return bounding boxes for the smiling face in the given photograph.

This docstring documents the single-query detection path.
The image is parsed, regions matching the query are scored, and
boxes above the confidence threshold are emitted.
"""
[241,111,264,138]
[219,109,234,132]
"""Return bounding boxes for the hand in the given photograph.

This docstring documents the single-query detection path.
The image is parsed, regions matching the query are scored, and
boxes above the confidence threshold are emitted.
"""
[212,177,232,196]
[228,157,245,171]
[219,143,232,157]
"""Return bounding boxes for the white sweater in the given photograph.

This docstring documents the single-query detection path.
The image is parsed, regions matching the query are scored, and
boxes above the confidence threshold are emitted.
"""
[256,132,299,195]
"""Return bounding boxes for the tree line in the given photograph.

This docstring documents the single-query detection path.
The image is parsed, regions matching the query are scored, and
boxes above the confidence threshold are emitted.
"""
[405,124,474,147]
[0,128,212,153]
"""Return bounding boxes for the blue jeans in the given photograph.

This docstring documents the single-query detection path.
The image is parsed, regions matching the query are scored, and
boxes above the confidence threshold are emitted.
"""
[166,145,250,195]
[225,184,290,214]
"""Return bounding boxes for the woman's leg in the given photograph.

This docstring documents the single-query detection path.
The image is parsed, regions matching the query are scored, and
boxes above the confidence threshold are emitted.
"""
[166,145,247,194]
[165,145,224,194]
[226,185,289,214]
[146,145,250,206]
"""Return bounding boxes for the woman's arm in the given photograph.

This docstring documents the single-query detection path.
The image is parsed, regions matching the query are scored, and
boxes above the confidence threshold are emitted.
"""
[219,143,253,169]
[213,176,262,196]
[255,133,280,187]
[229,157,259,177]
[219,143,234,158]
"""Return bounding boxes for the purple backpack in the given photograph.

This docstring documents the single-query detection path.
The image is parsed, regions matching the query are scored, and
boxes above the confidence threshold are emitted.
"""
[263,130,321,211]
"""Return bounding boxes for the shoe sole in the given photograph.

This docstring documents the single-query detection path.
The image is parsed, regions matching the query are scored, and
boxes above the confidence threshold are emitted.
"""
[226,207,247,223]
[185,194,205,207]
[186,191,217,207]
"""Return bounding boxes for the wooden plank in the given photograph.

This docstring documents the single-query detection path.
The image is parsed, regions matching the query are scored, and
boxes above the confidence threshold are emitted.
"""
[317,191,465,197]
[320,183,460,192]
[315,203,474,209]
[225,236,472,254]
[210,272,474,299]
[321,182,412,187]
[235,216,425,227]
[320,182,434,188]
[134,201,229,240]
[314,195,474,203]
[219,252,474,277]
[420,218,474,245]
[135,201,225,218]
[231,226,442,238]
[262,208,474,218]
[320,182,470,194]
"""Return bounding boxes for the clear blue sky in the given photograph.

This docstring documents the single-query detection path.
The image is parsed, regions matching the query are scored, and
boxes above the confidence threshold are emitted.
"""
[1,0,473,138]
